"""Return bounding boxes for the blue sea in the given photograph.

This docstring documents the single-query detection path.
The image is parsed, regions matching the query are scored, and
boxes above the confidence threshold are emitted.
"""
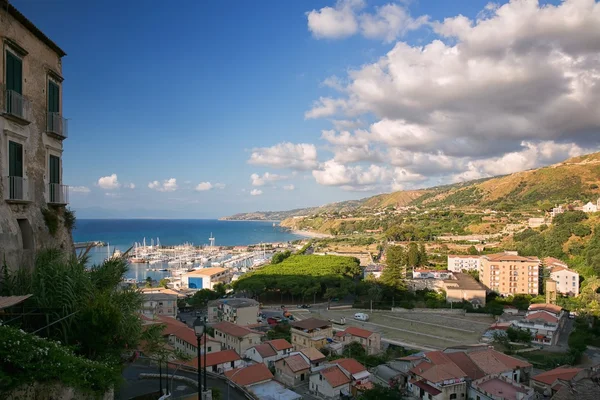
[73,219,305,281]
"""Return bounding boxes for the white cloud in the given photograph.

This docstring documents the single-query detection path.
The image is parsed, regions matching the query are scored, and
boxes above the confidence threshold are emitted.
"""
[359,3,429,42]
[307,0,364,39]
[312,160,395,191]
[305,97,347,119]
[125,183,135,189]
[331,119,365,130]
[97,174,120,190]
[321,76,346,91]
[250,172,287,186]
[283,184,295,191]
[71,186,91,194]
[250,189,263,196]
[148,178,178,192]
[195,182,213,191]
[248,142,318,170]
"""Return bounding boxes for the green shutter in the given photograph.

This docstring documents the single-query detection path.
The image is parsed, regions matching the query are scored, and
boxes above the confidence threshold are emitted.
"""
[48,81,59,113]
[6,51,22,94]
[9,141,23,177]
[49,155,60,184]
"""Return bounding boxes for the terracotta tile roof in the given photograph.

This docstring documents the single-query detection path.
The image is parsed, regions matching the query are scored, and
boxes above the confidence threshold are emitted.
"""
[214,321,263,338]
[291,318,331,331]
[252,343,277,358]
[550,266,568,273]
[525,311,559,323]
[225,363,273,386]
[445,352,485,380]
[528,303,562,314]
[266,339,293,351]
[320,365,351,388]
[412,380,442,395]
[340,326,375,339]
[331,358,367,375]
[467,349,531,374]
[187,349,241,368]
[532,366,583,385]
[187,267,227,276]
[300,347,326,362]
[484,253,540,263]
[150,316,217,346]
[544,257,568,268]
[277,354,310,372]
[448,255,481,259]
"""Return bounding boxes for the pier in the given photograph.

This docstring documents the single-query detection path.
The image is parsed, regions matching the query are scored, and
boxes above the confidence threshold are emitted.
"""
[74,241,106,249]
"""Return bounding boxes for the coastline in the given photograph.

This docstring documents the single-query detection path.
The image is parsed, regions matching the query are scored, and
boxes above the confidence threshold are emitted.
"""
[290,229,333,239]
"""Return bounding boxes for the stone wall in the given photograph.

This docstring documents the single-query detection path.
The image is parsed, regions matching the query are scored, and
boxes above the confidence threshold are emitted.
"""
[6,383,113,400]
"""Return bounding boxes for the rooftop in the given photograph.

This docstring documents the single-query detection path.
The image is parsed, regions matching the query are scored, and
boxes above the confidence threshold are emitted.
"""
[291,318,331,331]
[142,293,178,302]
[0,294,32,309]
[252,343,277,358]
[331,358,367,375]
[528,303,562,314]
[544,257,569,267]
[320,365,351,388]
[444,273,487,290]
[473,376,531,400]
[532,366,583,385]
[483,253,540,263]
[277,354,310,372]
[187,267,227,277]
[266,338,293,351]
[336,326,375,339]
[411,379,442,396]
[186,349,241,368]
[213,321,263,338]
[525,311,559,324]
[248,380,302,400]
[300,347,326,362]
[225,363,273,386]
[467,348,532,375]
[448,255,481,259]
[208,298,259,308]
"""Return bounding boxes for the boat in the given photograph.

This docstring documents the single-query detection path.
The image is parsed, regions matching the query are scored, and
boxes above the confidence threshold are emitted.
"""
[130,257,146,263]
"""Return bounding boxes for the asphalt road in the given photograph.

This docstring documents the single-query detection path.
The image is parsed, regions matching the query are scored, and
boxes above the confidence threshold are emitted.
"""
[118,362,246,400]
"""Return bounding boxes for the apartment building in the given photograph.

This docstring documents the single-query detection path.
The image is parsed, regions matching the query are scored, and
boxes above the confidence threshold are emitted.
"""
[512,304,565,346]
[447,255,481,272]
[544,258,579,297]
[212,321,263,355]
[335,327,381,355]
[182,267,230,290]
[141,293,178,318]
[479,253,541,296]
[207,298,259,326]
[0,0,72,269]
[290,318,333,351]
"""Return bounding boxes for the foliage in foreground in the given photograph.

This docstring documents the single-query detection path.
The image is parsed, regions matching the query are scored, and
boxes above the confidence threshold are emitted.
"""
[0,325,120,395]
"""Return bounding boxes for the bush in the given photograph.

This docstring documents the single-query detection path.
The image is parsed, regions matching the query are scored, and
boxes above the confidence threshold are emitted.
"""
[41,208,59,235]
[64,208,76,231]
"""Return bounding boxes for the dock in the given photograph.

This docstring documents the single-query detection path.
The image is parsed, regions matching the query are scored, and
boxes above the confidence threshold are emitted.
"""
[74,241,106,249]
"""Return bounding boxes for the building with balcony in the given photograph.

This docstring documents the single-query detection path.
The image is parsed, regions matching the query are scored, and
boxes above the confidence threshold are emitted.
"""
[290,318,333,351]
[448,255,481,272]
[512,304,565,346]
[212,321,263,355]
[543,259,580,297]
[141,293,178,318]
[413,269,453,279]
[207,298,259,326]
[0,0,71,269]
[479,253,541,296]
[334,326,381,355]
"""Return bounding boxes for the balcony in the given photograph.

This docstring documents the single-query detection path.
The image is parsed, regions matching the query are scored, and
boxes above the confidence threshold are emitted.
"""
[47,183,69,205]
[46,112,68,139]
[3,176,30,202]
[2,88,31,123]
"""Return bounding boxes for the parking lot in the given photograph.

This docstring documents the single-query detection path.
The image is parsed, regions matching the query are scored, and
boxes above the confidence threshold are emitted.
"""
[292,308,494,350]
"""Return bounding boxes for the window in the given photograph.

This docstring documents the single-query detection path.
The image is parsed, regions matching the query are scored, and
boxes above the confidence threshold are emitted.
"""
[477,396,481,400]
[450,394,457,399]
[428,395,432,400]
[5,50,22,94]
[208,347,212,352]
[8,141,24,200]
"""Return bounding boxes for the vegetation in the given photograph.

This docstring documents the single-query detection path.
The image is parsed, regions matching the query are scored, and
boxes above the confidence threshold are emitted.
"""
[41,208,59,235]
[64,208,76,232]
[266,322,291,343]
[358,383,404,399]
[271,250,292,264]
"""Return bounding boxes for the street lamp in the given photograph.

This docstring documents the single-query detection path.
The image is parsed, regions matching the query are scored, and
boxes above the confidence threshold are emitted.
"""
[194,317,208,399]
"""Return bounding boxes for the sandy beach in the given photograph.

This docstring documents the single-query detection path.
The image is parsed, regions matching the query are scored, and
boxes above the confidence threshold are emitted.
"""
[291,229,333,239]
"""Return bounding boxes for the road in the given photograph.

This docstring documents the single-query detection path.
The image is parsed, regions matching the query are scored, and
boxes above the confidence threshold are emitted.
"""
[118,362,246,400]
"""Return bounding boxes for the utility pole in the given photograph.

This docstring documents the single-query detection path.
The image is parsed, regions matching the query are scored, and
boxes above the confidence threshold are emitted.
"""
[370,300,373,313]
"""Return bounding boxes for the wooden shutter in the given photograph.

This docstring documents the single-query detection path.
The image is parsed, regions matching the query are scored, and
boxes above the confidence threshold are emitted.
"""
[48,81,60,113]
[49,155,60,184]
[9,141,23,177]
[6,51,23,94]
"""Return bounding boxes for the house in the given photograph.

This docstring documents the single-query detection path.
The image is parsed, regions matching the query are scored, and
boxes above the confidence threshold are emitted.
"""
[469,374,534,400]
[479,253,541,296]
[244,339,292,367]
[225,363,273,388]
[141,293,178,318]
[182,267,230,290]
[548,265,579,297]
[413,269,453,279]
[443,273,487,307]
[371,362,406,388]
[274,353,311,387]
[186,349,243,374]
[363,264,384,279]
[550,366,600,400]
[0,0,72,270]
[207,298,260,326]
[582,201,598,213]
[550,206,564,218]
[310,364,351,399]
[213,321,263,355]
[290,318,333,351]
[331,358,371,396]
[447,255,481,272]
[334,326,381,355]
[530,366,583,396]
[300,347,327,367]
[512,304,565,346]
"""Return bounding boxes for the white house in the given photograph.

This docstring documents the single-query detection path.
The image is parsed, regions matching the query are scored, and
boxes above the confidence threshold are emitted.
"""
[310,365,351,399]
[447,255,481,272]
[413,269,453,279]
[582,201,598,213]
[549,265,579,297]
[512,304,565,346]
[187,349,243,374]
[244,339,293,367]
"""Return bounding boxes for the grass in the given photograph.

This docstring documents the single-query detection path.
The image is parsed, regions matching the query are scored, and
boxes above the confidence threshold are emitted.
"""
[518,350,577,369]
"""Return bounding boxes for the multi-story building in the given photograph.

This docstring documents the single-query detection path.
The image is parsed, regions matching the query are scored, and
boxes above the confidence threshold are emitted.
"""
[479,253,541,296]
[182,267,230,290]
[443,273,487,307]
[447,255,481,272]
[512,304,565,346]
[0,0,72,269]
[212,321,263,355]
[544,258,579,297]
[207,298,259,326]
[290,318,333,351]
[413,269,453,279]
[141,293,178,318]
[244,339,293,367]
[334,327,381,355]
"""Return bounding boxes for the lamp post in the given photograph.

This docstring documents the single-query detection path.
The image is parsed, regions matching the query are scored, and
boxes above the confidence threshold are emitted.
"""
[194,317,204,400]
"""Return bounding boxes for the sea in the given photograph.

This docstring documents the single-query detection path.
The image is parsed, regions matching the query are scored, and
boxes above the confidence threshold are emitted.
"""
[72,219,305,281]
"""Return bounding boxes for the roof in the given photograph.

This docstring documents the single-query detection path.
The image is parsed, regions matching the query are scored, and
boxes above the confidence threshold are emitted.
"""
[483,253,540,263]
[300,347,326,362]
[331,358,367,375]
[528,303,562,314]
[252,343,277,358]
[444,273,487,290]
[247,380,302,400]
[187,267,227,277]
[208,298,259,308]
[372,364,404,381]
[526,311,559,323]
[225,363,273,386]
[140,288,187,297]
[445,352,485,380]
[338,326,375,339]
[467,349,532,375]
[550,265,568,273]
[552,376,600,400]
[156,316,217,346]
[291,318,331,331]
[544,257,568,268]
[448,255,481,259]
[320,365,351,388]
[214,321,262,338]
[143,293,178,301]
[187,349,241,368]
[278,354,310,372]
[412,380,442,396]
[266,339,293,351]
[473,377,530,400]
[532,366,583,385]
[1,0,66,57]
[0,294,32,309]
[412,361,467,383]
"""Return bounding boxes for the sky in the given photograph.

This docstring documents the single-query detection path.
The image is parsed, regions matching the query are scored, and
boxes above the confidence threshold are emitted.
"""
[13,0,600,218]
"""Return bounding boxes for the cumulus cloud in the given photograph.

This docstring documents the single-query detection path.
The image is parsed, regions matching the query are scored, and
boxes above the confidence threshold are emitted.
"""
[250,172,287,186]
[97,174,120,190]
[359,3,429,42]
[250,189,263,196]
[311,160,418,191]
[307,0,364,39]
[248,142,318,170]
[148,178,178,192]
[195,182,213,191]
[71,186,91,194]
[305,97,347,119]
[283,184,295,191]
[125,183,135,189]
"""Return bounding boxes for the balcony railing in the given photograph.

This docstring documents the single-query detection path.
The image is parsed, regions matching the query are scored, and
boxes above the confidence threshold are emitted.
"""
[47,112,68,139]
[3,176,30,202]
[2,89,31,122]
[47,183,69,205]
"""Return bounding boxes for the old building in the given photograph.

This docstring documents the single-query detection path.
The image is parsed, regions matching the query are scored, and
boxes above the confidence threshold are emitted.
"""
[141,293,178,318]
[469,374,534,400]
[443,273,487,307]
[530,366,583,396]
[0,0,72,269]
[290,318,333,351]
[334,326,381,355]
[244,339,292,367]
[225,363,274,388]
[186,349,242,374]
[274,353,310,387]
[207,298,259,326]
[213,321,263,355]
[512,304,565,346]
[479,253,541,295]
[309,364,351,399]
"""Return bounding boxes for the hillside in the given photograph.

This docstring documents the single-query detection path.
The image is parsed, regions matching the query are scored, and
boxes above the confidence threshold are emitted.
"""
[223,152,600,221]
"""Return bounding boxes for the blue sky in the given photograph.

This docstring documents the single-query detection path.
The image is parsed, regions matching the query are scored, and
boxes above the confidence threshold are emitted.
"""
[13,0,600,218]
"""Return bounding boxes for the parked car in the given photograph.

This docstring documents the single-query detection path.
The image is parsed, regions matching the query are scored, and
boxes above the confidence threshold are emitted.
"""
[300,304,311,309]
[354,313,369,321]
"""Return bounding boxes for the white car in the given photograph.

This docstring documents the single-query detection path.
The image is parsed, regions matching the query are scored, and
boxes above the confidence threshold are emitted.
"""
[354,313,369,321]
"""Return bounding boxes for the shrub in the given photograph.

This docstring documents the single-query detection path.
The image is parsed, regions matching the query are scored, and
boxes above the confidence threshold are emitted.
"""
[64,208,76,231]
[41,208,59,235]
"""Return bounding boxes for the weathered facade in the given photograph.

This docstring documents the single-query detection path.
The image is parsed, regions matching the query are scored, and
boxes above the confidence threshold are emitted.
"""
[0,1,72,269]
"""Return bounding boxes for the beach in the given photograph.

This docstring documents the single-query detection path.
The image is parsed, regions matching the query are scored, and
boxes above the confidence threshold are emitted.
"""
[291,229,333,239]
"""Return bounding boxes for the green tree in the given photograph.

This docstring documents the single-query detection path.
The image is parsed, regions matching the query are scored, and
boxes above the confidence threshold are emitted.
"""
[159,278,170,288]
[418,243,428,266]
[468,245,479,255]
[358,384,404,400]
[213,282,227,298]
[407,243,420,267]
[145,276,153,288]
[381,246,405,290]
[189,289,219,308]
